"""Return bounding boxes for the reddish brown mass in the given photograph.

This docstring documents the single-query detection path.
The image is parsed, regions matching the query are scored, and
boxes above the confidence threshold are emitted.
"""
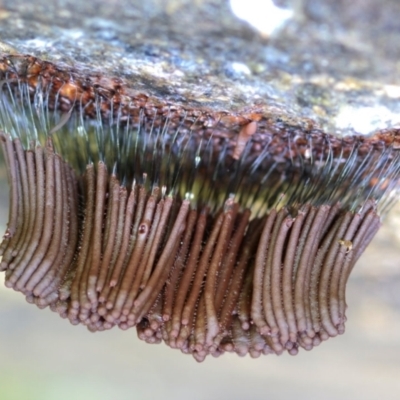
[0,53,398,362]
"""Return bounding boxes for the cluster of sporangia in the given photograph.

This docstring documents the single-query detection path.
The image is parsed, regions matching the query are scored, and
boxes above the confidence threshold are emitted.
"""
[0,57,399,361]
[0,132,381,361]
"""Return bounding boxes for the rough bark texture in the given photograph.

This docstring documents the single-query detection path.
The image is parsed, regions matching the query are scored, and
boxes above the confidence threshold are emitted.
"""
[0,0,399,136]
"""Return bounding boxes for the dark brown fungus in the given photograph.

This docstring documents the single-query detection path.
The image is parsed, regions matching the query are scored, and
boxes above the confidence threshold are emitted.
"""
[0,54,399,361]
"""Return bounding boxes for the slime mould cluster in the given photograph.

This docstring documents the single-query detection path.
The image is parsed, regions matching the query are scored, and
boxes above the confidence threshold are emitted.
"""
[0,54,399,361]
